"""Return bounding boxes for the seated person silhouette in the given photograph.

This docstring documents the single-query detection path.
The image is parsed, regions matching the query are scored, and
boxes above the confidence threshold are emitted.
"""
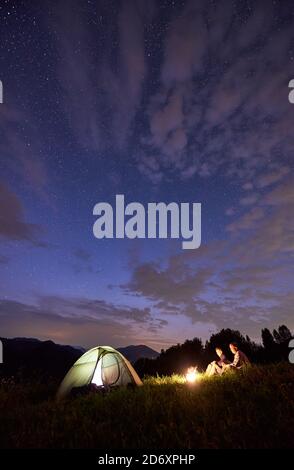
[206,347,230,376]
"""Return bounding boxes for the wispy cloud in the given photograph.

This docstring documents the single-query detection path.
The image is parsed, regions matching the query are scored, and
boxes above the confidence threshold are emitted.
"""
[54,0,155,153]
[0,183,43,244]
[138,0,294,183]
[120,176,294,336]
[0,293,164,348]
[0,105,48,193]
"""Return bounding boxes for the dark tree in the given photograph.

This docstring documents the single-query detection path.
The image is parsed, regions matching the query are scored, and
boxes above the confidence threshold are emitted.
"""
[273,325,292,344]
[262,328,275,349]
[135,325,293,378]
[135,337,204,376]
[204,328,258,363]
[261,328,278,362]
[261,325,293,363]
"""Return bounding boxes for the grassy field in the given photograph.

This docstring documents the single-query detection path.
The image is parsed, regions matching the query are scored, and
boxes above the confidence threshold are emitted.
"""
[0,363,293,449]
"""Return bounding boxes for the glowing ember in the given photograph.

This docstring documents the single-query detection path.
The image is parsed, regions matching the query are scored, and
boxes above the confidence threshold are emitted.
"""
[186,366,199,383]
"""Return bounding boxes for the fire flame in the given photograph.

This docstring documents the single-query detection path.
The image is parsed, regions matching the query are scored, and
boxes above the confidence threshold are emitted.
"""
[185,366,199,383]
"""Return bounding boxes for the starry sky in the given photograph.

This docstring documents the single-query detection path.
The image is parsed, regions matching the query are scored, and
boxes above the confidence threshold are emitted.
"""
[0,0,294,351]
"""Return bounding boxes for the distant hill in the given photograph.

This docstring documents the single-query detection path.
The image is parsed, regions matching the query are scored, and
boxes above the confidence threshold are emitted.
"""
[118,345,159,363]
[0,337,82,381]
[0,337,158,381]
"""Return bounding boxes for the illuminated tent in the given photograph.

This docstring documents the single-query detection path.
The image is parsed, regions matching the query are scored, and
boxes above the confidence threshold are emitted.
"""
[57,345,142,399]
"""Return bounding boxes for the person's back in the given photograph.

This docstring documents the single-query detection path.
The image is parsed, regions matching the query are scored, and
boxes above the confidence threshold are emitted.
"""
[234,349,250,368]
[229,343,250,369]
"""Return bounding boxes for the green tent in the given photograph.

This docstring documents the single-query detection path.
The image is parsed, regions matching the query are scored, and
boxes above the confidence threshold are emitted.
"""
[57,345,142,399]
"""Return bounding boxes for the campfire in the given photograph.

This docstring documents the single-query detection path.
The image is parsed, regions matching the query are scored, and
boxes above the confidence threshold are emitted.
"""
[185,366,199,383]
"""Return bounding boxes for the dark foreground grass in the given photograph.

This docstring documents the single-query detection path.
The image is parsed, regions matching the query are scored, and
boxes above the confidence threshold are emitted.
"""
[0,363,293,448]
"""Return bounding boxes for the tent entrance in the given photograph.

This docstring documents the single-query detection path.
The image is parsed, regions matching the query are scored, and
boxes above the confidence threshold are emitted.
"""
[91,355,103,386]
[91,352,120,387]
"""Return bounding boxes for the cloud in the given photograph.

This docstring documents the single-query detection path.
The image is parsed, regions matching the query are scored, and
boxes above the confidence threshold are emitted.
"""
[0,254,9,264]
[54,0,154,153]
[242,182,254,191]
[221,265,284,290]
[0,183,43,243]
[122,262,213,305]
[264,176,294,206]
[0,298,133,348]
[70,248,102,275]
[225,207,235,216]
[149,89,184,148]
[72,248,91,262]
[161,1,207,84]
[0,105,48,193]
[37,294,153,325]
[3,1,291,191]
[239,194,259,206]
[230,177,294,262]
[227,207,264,233]
[119,176,294,336]
[0,294,164,348]
[138,0,294,184]
[257,166,290,189]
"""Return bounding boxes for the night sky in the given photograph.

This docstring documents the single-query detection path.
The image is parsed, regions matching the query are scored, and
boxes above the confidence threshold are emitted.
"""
[0,0,293,351]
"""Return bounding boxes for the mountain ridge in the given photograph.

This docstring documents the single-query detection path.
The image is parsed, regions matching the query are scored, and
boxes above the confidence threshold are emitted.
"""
[0,337,158,380]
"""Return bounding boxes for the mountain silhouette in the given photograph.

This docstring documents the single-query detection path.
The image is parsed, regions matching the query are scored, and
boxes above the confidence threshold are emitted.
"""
[117,344,159,363]
[0,337,158,381]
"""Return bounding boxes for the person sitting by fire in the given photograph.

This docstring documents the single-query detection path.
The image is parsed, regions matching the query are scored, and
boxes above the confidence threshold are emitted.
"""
[223,342,250,371]
[206,347,230,376]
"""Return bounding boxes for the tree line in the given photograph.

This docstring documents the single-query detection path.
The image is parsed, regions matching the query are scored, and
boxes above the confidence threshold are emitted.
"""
[134,325,293,377]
